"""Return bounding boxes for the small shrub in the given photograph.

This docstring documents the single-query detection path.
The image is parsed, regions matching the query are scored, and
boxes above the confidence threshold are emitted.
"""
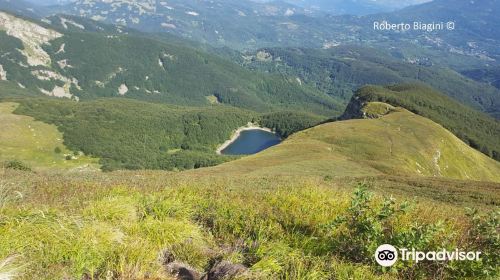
[326,184,411,263]
[447,208,500,278]
[54,147,62,154]
[3,160,31,172]
[326,185,499,279]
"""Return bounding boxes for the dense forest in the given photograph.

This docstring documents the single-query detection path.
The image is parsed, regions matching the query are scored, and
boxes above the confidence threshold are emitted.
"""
[1,18,343,116]
[14,98,255,171]
[352,84,500,161]
[259,111,324,138]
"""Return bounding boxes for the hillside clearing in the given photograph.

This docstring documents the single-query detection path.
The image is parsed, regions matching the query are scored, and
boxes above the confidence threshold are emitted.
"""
[0,102,98,171]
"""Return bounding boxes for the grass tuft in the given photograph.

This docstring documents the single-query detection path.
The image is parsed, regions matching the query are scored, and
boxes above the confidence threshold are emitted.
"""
[0,255,22,280]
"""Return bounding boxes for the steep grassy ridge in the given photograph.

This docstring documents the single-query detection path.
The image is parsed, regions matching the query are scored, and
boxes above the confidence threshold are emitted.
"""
[351,84,500,160]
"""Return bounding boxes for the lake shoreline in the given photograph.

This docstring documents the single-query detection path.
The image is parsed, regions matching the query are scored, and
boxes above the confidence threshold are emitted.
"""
[216,123,274,155]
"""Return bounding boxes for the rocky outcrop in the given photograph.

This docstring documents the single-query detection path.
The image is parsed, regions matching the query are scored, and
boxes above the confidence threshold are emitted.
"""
[0,64,6,81]
[165,261,202,280]
[0,11,62,66]
[202,260,248,280]
[160,249,248,280]
[340,94,396,120]
[339,94,365,120]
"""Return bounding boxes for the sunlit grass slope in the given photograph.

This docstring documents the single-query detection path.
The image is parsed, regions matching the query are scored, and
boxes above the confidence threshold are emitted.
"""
[202,107,500,182]
[0,102,98,171]
[1,171,498,280]
[352,84,500,161]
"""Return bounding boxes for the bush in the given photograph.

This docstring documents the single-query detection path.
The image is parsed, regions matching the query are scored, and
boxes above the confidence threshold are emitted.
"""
[325,184,499,279]
[447,208,500,278]
[3,160,31,172]
[326,184,411,263]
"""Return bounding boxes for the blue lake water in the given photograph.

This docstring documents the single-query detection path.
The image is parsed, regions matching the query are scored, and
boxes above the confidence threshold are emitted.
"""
[221,129,281,155]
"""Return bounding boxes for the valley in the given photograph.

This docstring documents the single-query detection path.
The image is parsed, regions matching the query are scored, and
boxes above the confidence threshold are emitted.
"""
[0,1,499,279]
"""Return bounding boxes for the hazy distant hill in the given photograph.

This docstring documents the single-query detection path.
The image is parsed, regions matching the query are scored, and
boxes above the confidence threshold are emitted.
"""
[0,0,43,18]
[33,0,495,63]
[27,0,73,5]
[267,0,432,15]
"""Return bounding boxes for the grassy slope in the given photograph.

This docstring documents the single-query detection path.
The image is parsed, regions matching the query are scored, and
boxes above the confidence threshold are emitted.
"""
[0,102,98,171]
[1,101,499,279]
[353,84,500,160]
[198,108,500,182]
[1,169,498,279]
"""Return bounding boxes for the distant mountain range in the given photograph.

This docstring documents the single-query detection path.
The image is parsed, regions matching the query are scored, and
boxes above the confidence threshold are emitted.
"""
[263,0,432,15]
[26,0,73,6]
[2,0,492,71]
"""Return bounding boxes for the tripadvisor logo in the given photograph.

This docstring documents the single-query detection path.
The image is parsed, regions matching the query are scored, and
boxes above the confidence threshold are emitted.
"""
[375,244,481,267]
[375,244,398,267]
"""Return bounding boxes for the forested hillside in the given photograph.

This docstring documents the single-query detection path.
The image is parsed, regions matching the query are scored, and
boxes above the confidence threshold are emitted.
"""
[0,2,499,279]
[0,11,342,115]
[12,98,256,171]
[462,66,500,90]
[243,46,500,118]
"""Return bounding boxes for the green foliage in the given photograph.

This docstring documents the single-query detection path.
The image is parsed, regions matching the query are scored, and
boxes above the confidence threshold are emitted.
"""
[353,84,500,161]
[39,32,339,115]
[1,15,341,115]
[449,208,500,278]
[462,66,500,91]
[15,98,253,171]
[326,184,499,279]
[3,160,31,172]
[326,184,412,263]
[259,111,324,138]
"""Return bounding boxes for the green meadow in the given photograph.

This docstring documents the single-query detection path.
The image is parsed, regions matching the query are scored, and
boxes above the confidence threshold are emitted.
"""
[0,102,98,171]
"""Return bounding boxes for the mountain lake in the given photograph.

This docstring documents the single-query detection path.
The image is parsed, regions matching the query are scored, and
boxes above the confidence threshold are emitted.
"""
[220,129,281,155]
